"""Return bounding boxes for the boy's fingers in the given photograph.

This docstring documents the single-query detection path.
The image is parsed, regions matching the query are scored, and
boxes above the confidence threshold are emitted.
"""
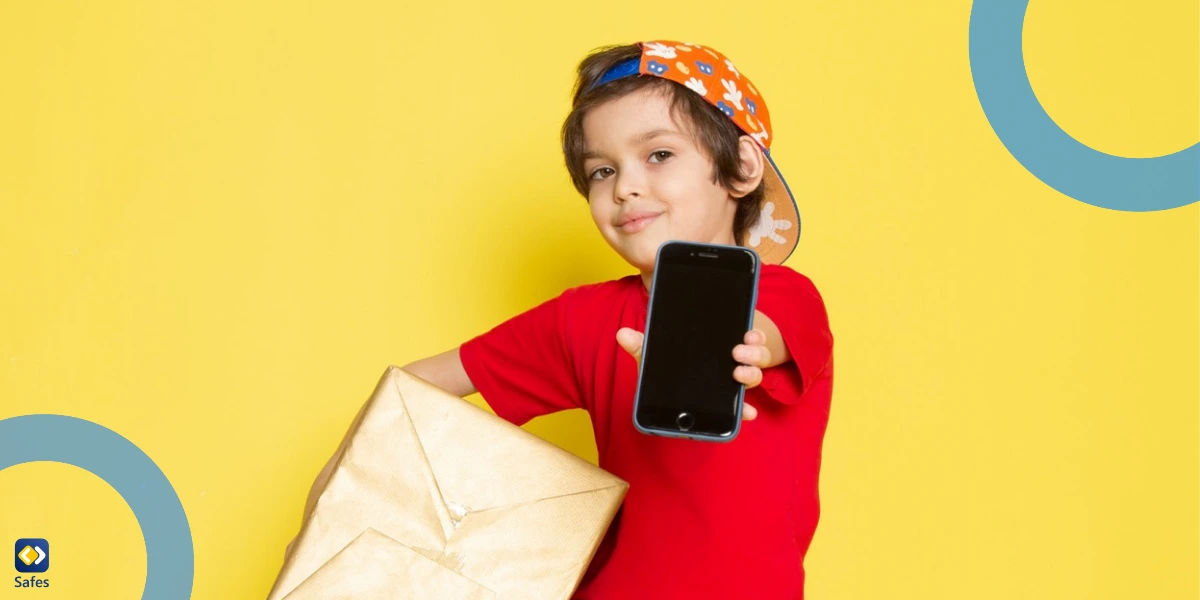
[734,365,762,389]
[742,402,758,421]
[616,327,645,361]
[744,328,766,345]
[733,344,771,368]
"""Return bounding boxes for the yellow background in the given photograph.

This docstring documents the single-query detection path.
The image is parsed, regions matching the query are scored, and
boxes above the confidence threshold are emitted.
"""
[1,0,1196,598]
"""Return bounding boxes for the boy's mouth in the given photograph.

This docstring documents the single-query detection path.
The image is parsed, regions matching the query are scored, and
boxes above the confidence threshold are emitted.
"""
[615,211,662,234]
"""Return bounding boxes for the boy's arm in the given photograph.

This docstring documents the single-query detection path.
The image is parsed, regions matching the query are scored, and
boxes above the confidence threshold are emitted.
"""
[403,347,477,397]
[749,271,834,406]
[285,348,473,559]
[750,310,790,369]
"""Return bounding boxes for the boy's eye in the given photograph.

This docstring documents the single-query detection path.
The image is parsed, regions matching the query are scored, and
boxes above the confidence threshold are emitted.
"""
[649,150,673,163]
[589,167,615,180]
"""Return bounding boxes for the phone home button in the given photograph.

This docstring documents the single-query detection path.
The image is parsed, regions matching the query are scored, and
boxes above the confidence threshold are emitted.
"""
[676,412,695,431]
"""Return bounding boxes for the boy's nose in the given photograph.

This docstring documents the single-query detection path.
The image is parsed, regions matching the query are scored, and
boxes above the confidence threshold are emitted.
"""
[613,173,645,204]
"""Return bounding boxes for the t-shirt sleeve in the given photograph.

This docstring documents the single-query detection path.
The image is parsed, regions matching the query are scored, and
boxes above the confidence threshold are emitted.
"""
[458,291,583,426]
[755,267,834,405]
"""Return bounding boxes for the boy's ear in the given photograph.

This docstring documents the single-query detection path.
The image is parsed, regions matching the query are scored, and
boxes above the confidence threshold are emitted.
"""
[730,135,766,198]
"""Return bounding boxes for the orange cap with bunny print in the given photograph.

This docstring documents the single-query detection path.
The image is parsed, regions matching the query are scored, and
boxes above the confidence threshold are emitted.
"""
[587,40,800,265]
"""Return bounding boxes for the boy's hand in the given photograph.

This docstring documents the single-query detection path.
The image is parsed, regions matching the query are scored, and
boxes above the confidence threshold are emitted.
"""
[616,327,769,421]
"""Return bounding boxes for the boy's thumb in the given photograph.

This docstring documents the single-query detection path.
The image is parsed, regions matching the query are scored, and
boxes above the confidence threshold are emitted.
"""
[616,327,645,361]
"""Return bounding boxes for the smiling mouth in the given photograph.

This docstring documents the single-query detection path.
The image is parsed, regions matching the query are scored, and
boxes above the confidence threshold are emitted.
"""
[618,213,662,233]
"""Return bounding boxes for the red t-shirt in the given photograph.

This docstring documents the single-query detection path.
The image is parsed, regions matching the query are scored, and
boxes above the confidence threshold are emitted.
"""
[459,263,834,599]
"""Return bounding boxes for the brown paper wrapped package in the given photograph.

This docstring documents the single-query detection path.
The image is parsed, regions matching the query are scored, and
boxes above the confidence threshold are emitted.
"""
[267,366,629,600]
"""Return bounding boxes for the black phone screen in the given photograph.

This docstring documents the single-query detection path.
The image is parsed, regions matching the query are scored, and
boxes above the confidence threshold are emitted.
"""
[635,242,758,438]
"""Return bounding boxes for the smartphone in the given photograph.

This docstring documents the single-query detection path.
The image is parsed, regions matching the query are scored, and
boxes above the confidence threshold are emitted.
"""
[633,240,761,442]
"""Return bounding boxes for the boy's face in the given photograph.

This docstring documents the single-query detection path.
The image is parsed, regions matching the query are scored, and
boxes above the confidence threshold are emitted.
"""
[581,87,740,274]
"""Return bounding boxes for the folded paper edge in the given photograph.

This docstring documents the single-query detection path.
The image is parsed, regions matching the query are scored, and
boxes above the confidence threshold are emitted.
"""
[386,371,458,542]
[387,365,628,489]
[280,528,498,600]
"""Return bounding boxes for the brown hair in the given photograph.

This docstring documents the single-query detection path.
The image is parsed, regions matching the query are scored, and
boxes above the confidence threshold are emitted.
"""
[560,43,765,245]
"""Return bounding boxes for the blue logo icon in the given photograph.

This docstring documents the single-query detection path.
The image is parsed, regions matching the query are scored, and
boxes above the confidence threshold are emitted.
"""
[14,538,49,573]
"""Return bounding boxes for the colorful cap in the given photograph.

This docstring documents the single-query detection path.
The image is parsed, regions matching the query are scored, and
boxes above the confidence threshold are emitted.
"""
[587,40,800,265]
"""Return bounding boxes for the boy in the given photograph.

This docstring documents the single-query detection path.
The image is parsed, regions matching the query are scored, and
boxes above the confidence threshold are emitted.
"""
[296,40,833,599]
